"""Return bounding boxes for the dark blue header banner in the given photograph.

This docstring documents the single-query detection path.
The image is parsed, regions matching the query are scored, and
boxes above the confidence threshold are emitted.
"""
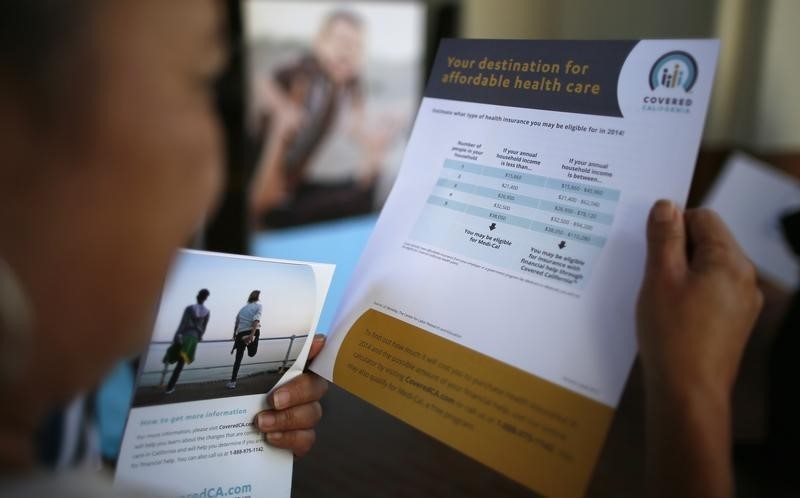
[424,39,637,117]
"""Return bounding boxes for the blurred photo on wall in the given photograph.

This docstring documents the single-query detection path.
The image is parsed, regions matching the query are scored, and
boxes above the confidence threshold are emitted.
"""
[244,1,426,229]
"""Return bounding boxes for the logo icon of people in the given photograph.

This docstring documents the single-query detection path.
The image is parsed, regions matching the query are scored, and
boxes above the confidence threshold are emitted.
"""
[649,51,698,91]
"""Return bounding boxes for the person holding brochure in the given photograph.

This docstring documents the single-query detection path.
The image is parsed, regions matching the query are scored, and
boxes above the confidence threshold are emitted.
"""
[306,36,760,498]
[0,1,327,495]
[0,1,763,497]
[227,290,263,389]
[160,288,211,394]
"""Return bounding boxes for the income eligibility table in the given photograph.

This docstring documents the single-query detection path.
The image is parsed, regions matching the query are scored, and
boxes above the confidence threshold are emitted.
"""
[411,158,620,290]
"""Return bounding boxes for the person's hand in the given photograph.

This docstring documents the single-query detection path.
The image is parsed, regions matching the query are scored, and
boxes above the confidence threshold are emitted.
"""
[355,115,402,188]
[254,334,328,457]
[273,100,305,142]
[637,201,764,498]
[637,200,763,401]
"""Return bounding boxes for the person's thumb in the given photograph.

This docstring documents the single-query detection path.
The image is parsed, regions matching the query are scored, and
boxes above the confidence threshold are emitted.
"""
[644,200,688,281]
[308,334,326,361]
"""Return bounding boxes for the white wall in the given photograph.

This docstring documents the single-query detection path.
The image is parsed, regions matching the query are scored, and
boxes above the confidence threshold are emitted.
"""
[753,0,800,150]
[461,0,714,43]
[459,0,800,151]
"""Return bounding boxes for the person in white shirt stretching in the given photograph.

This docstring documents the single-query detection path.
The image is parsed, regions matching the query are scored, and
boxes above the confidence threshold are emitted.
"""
[227,290,262,389]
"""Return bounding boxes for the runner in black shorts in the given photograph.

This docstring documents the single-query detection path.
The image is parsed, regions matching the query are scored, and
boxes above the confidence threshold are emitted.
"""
[227,290,262,389]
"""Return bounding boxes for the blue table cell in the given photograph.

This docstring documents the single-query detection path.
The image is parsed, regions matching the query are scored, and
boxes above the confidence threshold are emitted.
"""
[565,230,607,247]
[436,178,475,192]
[428,195,469,212]
[480,165,547,187]
[513,194,540,208]
[443,158,483,174]
[538,200,614,225]
[444,158,545,186]
[529,220,549,233]
[471,185,495,198]
[472,185,540,209]
[544,178,621,201]
[529,223,606,248]
[464,205,532,229]
[538,224,566,237]
[506,214,534,229]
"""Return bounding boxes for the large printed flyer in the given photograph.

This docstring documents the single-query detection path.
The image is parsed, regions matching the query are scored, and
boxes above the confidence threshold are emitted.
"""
[116,250,334,497]
[312,39,719,497]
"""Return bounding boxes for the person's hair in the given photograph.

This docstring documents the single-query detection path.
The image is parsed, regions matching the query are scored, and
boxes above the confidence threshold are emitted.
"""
[247,290,260,303]
[197,289,210,302]
[321,9,363,33]
[0,0,96,120]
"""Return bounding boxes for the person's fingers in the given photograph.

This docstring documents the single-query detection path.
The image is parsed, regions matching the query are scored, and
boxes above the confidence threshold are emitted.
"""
[256,401,322,433]
[685,209,762,316]
[268,373,328,410]
[308,334,326,362]
[265,429,316,458]
[684,208,747,272]
[644,199,687,280]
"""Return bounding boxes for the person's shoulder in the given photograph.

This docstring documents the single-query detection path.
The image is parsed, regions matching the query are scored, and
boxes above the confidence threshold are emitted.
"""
[0,469,151,497]
[275,53,321,84]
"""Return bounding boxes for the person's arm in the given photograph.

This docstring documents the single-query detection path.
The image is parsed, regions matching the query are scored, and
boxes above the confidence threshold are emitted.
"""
[199,312,209,340]
[347,96,403,188]
[246,305,261,344]
[248,75,306,219]
[637,200,763,498]
[254,334,328,457]
[175,307,191,343]
[246,320,259,344]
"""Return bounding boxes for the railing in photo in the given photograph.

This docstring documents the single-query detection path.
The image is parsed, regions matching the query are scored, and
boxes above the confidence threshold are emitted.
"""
[140,334,308,382]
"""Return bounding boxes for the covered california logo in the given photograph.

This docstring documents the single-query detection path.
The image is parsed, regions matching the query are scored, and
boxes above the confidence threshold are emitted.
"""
[648,51,698,92]
[642,51,697,114]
